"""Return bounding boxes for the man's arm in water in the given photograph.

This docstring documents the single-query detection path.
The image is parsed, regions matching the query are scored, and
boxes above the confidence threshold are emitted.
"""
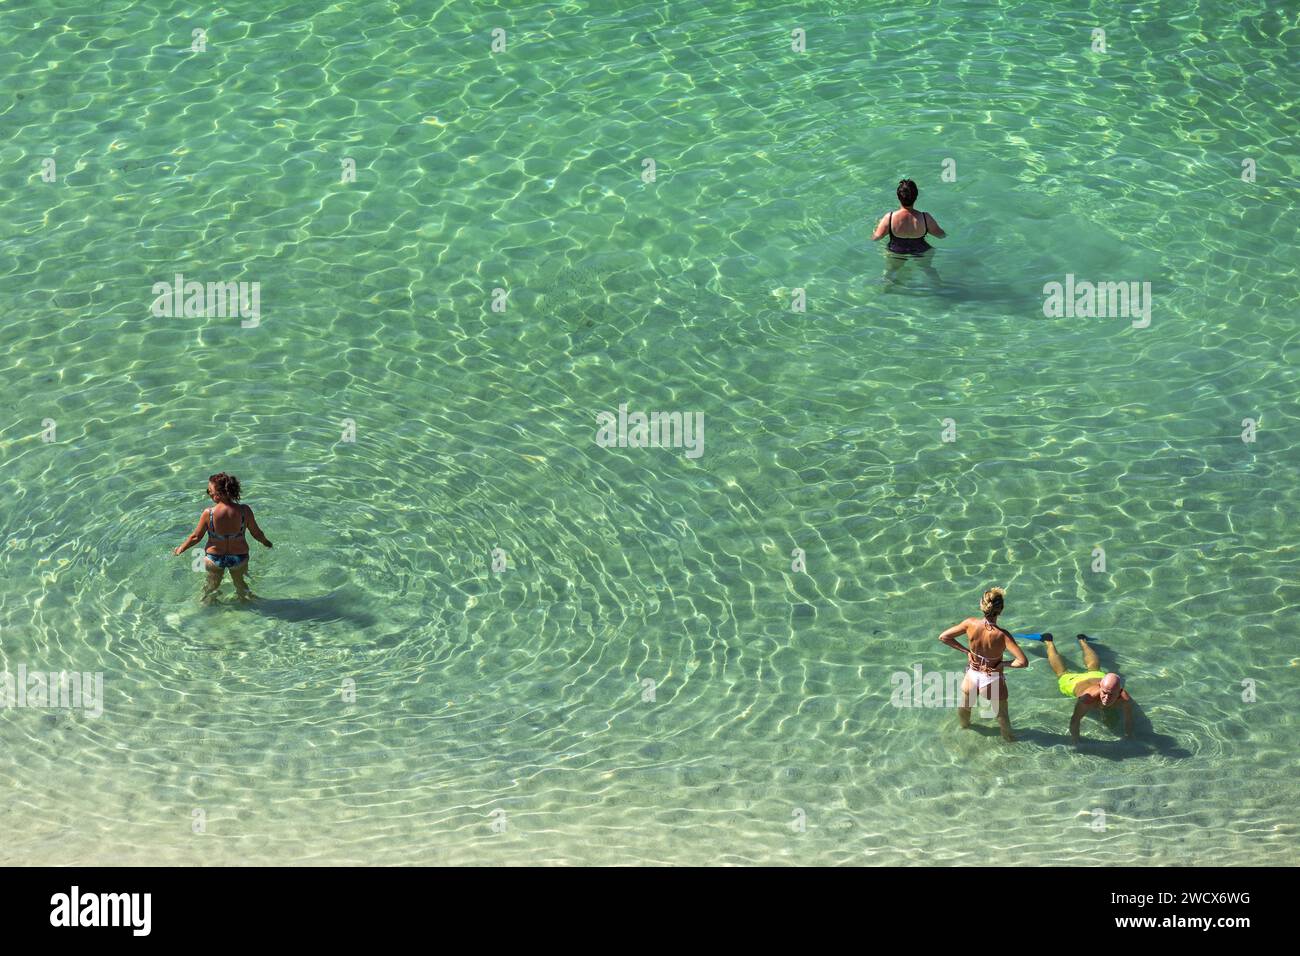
[1069,698,1090,743]
[937,620,970,654]
[870,213,891,242]
[1122,693,1135,738]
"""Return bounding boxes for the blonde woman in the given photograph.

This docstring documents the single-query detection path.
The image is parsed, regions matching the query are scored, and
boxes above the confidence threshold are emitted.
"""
[938,588,1028,741]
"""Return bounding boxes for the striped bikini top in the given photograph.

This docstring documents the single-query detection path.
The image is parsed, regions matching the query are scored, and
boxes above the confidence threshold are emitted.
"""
[207,505,246,542]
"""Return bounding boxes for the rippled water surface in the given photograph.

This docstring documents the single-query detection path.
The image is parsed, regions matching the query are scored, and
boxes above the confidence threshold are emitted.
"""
[0,0,1297,865]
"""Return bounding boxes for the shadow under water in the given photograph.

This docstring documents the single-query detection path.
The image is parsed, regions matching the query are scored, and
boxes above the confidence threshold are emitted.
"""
[880,254,1039,311]
[238,590,378,629]
[966,702,1191,760]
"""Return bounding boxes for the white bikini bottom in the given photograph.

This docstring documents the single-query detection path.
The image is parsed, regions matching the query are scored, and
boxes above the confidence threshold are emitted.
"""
[965,668,1002,693]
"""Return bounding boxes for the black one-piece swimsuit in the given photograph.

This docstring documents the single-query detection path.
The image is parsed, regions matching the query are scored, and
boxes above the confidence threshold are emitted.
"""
[886,210,931,255]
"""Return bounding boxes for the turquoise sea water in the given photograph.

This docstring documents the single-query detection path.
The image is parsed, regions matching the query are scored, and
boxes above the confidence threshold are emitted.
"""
[0,0,1297,865]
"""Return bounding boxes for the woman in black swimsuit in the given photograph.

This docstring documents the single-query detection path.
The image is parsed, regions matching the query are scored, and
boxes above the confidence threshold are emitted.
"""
[871,178,946,255]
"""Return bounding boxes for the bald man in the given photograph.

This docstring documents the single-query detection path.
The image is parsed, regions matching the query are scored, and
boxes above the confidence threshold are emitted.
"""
[1041,633,1134,742]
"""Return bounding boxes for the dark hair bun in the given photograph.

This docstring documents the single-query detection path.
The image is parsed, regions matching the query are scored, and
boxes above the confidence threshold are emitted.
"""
[209,472,242,502]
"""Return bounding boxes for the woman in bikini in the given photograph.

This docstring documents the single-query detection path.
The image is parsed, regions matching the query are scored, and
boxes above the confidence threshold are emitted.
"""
[937,588,1028,741]
[173,472,272,602]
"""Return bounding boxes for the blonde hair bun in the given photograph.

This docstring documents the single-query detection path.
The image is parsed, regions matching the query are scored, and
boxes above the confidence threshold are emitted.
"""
[980,587,1006,615]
